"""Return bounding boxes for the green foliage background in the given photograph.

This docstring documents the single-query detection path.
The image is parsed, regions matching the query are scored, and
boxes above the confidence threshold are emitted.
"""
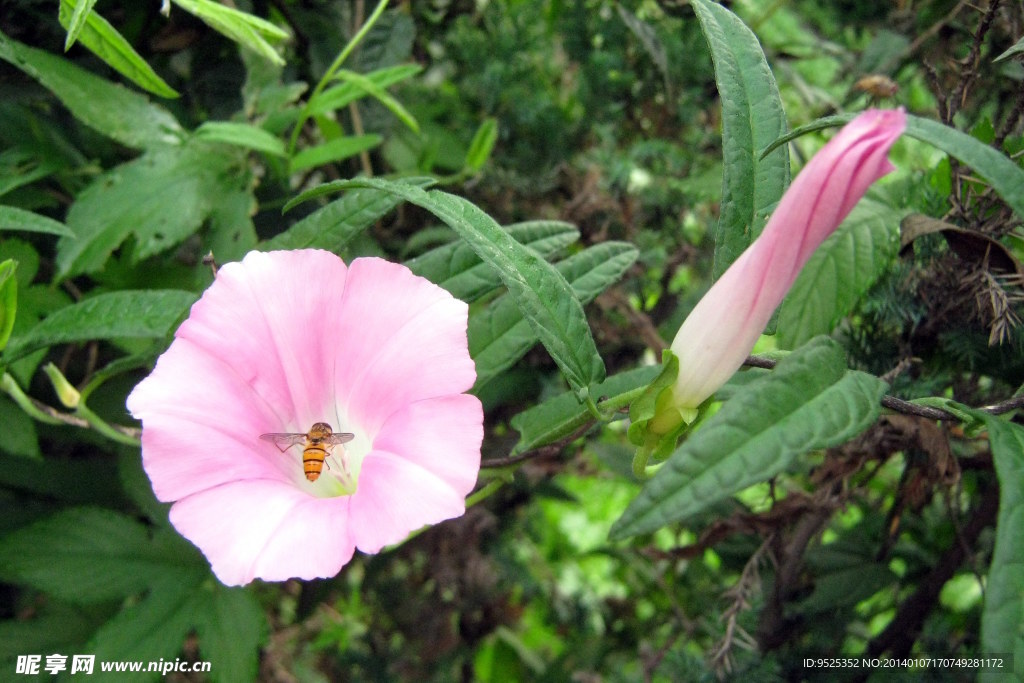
[1,0,1023,681]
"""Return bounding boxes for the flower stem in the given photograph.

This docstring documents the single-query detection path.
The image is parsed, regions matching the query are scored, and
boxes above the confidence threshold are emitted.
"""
[466,473,513,508]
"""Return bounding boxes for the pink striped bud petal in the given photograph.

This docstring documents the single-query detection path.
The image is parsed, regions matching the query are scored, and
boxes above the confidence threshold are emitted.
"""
[630,109,906,460]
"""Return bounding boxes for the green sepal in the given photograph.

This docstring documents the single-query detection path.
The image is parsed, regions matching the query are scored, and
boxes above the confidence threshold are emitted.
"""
[626,350,702,477]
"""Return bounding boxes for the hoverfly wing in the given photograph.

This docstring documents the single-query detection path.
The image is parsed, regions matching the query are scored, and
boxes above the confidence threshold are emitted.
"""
[259,432,309,452]
[323,432,356,445]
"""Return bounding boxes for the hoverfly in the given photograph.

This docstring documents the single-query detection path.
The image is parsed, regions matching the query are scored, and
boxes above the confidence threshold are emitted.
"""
[259,422,355,482]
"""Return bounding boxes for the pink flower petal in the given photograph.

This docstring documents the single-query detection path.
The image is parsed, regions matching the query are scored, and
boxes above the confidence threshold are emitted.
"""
[373,395,484,496]
[348,452,470,553]
[169,480,355,586]
[333,258,476,435]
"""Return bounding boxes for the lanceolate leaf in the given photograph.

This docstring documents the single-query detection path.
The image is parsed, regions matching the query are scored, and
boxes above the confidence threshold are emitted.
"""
[610,337,886,540]
[195,121,286,156]
[0,31,183,149]
[407,220,580,302]
[778,197,904,348]
[58,0,179,98]
[337,178,608,395]
[289,134,383,173]
[3,290,196,361]
[310,64,423,116]
[61,0,98,50]
[0,206,75,237]
[972,412,1024,675]
[265,179,434,252]
[171,0,288,66]
[471,242,638,390]
[0,259,16,352]
[691,0,790,279]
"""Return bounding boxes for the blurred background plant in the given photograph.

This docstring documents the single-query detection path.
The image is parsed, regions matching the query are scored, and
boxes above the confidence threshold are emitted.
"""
[1,0,1022,681]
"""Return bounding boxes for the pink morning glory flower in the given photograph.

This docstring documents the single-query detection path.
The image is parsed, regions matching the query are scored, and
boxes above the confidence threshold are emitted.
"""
[658,108,906,431]
[127,250,483,586]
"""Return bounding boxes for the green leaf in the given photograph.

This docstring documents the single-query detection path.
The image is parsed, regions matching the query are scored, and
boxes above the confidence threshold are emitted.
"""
[0,259,15,351]
[265,178,434,252]
[87,571,207,683]
[3,290,195,361]
[0,205,74,237]
[610,337,886,539]
[309,64,423,116]
[777,198,904,348]
[0,30,183,149]
[59,0,179,98]
[972,412,1024,674]
[195,121,286,156]
[0,508,204,604]
[0,603,97,662]
[333,69,420,133]
[464,118,499,173]
[511,365,660,455]
[691,0,790,279]
[55,141,248,279]
[337,178,608,394]
[171,0,288,65]
[994,36,1024,62]
[61,0,97,49]
[289,134,383,173]
[407,220,580,302]
[0,395,40,459]
[471,242,638,390]
[766,113,1024,222]
[194,586,265,682]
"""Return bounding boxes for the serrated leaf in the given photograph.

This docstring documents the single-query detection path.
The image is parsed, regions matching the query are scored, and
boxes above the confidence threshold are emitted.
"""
[0,31,182,149]
[610,337,886,539]
[171,0,288,65]
[310,64,422,116]
[465,117,498,173]
[407,220,580,302]
[59,0,179,98]
[766,113,1024,222]
[471,242,638,390]
[55,142,247,279]
[777,198,903,348]
[0,508,204,604]
[195,121,286,156]
[289,134,382,173]
[3,290,195,361]
[972,412,1024,674]
[511,365,660,455]
[0,205,74,237]
[0,259,15,351]
[336,178,609,394]
[266,178,434,252]
[194,586,265,682]
[691,0,790,279]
